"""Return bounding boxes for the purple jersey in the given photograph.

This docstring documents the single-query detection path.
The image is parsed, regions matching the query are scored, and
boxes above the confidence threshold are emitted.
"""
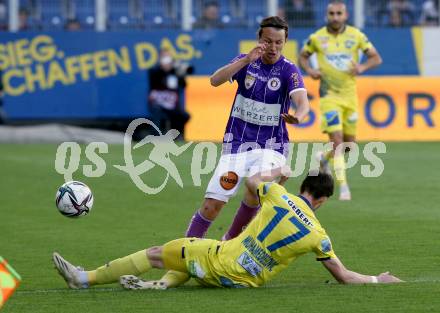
[222,54,306,155]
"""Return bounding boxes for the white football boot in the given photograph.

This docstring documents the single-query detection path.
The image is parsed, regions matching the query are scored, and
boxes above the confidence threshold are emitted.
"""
[120,275,167,290]
[52,252,87,289]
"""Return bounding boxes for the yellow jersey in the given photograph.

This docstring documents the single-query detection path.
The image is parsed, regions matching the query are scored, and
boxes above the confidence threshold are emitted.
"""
[303,25,373,103]
[188,183,336,287]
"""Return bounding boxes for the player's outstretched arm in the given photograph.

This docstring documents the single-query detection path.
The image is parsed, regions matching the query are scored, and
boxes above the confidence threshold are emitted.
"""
[210,44,267,86]
[246,166,292,196]
[282,89,310,124]
[322,256,403,284]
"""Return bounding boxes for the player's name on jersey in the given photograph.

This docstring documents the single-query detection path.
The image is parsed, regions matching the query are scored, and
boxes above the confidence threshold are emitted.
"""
[281,195,314,227]
[241,236,279,271]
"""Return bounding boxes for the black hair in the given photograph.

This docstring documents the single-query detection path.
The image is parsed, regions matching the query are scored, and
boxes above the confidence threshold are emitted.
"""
[300,172,334,199]
[258,16,289,39]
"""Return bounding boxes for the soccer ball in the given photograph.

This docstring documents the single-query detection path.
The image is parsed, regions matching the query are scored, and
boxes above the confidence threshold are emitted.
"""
[55,181,94,218]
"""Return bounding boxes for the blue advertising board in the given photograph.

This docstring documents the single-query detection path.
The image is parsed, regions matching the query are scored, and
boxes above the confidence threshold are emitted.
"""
[0,29,418,119]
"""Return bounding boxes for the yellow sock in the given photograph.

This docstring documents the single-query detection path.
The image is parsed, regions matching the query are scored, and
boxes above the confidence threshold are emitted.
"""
[160,270,190,288]
[333,154,347,185]
[87,250,151,286]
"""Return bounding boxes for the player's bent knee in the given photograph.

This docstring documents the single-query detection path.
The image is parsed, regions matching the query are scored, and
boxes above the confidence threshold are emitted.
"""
[147,246,165,268]
[200,198,225,220]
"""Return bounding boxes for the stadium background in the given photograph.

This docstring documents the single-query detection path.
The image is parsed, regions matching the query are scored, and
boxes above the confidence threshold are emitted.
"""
[1,1,440,312]
[0,0,439,141]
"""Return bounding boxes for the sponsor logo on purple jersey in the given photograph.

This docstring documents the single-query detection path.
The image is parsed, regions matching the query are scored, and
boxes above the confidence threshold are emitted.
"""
[223,54,306,155]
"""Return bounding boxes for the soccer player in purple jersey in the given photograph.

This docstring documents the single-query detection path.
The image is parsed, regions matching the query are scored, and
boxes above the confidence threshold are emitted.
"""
[158,16,310,288]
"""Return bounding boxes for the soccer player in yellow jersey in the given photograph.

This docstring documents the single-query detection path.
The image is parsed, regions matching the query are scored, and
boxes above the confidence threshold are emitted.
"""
[52,169,401,289]
[299,0,383,200]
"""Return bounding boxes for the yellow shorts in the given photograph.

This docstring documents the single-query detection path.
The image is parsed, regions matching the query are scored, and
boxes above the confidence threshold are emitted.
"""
[320,97,358,136]
[162,238,224,287]
[162,238,250,288]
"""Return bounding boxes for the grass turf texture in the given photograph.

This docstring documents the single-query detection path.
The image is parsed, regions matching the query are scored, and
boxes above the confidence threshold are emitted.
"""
[1,142,439,313]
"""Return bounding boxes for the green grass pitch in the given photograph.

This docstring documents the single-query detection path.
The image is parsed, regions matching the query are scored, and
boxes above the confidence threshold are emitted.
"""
[1,142,440,313]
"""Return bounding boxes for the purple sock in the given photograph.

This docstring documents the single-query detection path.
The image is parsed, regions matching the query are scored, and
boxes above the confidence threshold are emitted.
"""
[185,211,212,237]
[223,202,260,240]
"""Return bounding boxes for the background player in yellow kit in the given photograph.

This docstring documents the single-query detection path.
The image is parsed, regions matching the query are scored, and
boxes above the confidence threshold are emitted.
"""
[52,169,401,289]
[299,0,382,200]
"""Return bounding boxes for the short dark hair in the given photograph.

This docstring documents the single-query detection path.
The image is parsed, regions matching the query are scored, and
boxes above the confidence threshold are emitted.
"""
[300,172,334,199]
[258,16,289,39]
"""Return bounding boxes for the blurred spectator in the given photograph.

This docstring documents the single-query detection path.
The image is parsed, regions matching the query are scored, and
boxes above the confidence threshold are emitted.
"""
[284,0,315,27]
[147,49,192,140]
[19,7,30,30]
[64,18,81,31]
[62,0,75,20]
[229,0,244,18]
[0,0,7,30]
[194,1,224,29]
[374,0,390,26]
[389,8,404,27]
[277,7,287,21]
[420,0,439,26]
[387,0,415,26]
[128,0,144,20]
[163,0,177,19]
